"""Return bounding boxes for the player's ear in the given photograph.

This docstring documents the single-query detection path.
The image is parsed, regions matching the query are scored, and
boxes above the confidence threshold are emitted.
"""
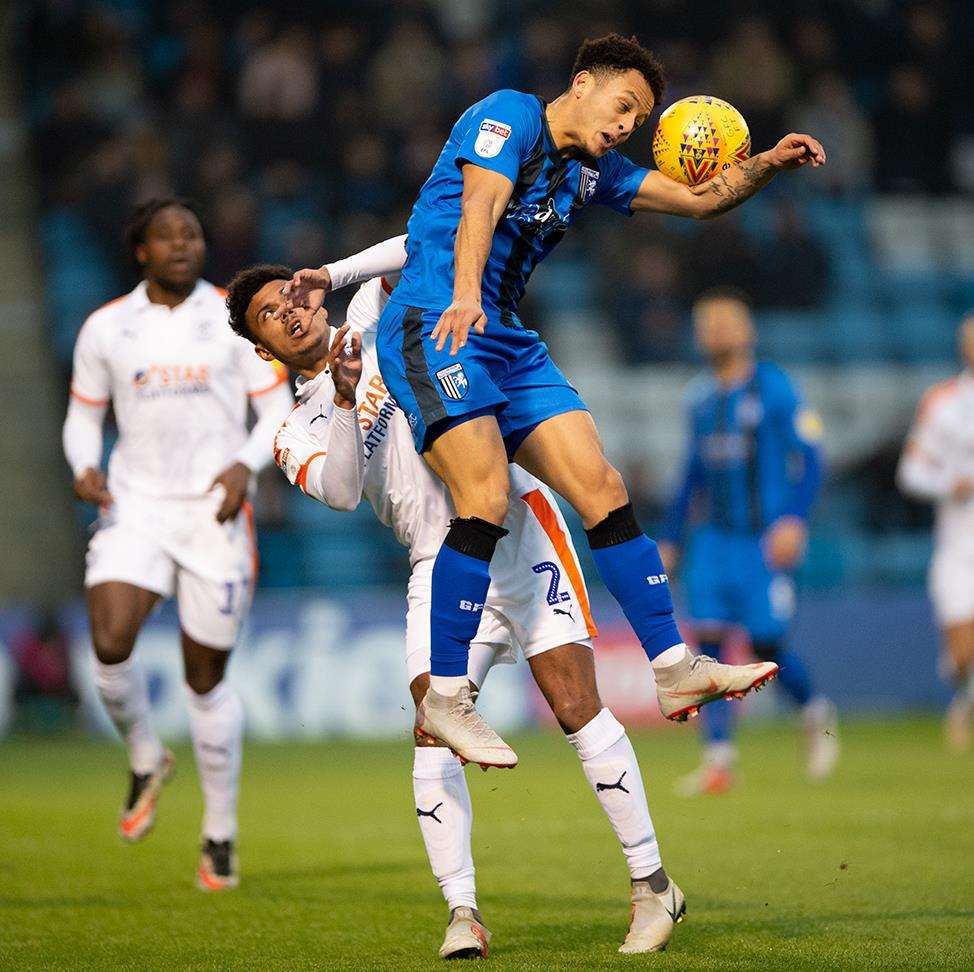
[134,243,148,269]
[254,344,275,363]
[571,70,591,98]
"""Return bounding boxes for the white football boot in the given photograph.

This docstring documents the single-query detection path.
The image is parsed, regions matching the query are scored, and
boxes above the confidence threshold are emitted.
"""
[803,697,840,780]
[416,686,517,770]
[118,748,175,843]
[619,877,686,954]
[655,652,778,722]
[438,907,491,959]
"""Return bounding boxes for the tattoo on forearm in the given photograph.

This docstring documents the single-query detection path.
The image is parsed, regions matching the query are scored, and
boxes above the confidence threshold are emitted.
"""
[706,156,771,214]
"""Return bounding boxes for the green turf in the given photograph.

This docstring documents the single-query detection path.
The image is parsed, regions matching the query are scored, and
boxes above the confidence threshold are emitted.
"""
[1,717,972,970]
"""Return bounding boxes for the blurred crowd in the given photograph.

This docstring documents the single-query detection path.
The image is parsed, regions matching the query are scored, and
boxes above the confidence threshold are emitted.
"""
[15,0,973,368]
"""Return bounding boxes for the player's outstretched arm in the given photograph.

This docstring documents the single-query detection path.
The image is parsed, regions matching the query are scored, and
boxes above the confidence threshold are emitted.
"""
[633,133,826,219]
[433,165,514,355]
[282,236,409,314]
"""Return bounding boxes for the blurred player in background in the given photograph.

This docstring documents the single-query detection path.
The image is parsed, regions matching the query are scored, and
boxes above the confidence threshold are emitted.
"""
[658,288,838,795]
[225,242,687,958]
[897,313,974,752]
[61,199,292,888]
[287,34,824,765]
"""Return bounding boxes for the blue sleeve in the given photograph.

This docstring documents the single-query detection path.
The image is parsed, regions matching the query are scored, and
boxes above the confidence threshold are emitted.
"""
[659,417,705,543]
[454,90,542,186]
[592,151,650,214]
[775,374,824,520]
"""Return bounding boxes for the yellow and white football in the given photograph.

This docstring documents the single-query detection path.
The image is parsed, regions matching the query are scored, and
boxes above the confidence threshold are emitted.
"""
[651,95,751,186]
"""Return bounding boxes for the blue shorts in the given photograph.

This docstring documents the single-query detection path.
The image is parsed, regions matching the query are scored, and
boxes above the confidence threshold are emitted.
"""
[376,301,588,455]
[683,526,795,642]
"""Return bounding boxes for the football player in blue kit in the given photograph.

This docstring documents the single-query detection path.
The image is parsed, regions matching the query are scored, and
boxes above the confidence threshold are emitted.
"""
[286,33,826,766]
[659,288,839,795]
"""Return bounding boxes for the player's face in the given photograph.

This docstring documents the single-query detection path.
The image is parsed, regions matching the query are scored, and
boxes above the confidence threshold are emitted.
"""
[136,206,205,290]
[959,318,974,371]
[574,69,654,157]
[247,279,329,368]
[693,298,755,360]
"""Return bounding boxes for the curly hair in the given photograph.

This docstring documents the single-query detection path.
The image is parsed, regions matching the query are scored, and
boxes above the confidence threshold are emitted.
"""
[570,33,666,106]
[225,263,294,343]
[124,197,205,261]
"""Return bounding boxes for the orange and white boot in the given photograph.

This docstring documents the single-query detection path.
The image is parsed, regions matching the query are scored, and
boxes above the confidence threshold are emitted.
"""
[655,652,778,722]
[118,748,175,843]
[675,743,736,797]
[438,907,491,959]
[197,838,239,891]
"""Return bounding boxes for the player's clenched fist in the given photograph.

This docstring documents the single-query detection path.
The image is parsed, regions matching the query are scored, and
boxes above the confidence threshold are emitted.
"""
[209,461,251,523]
[432,297,487,355]
[763,516,808,571]
[73,467,112,508]
[767,133,826,170]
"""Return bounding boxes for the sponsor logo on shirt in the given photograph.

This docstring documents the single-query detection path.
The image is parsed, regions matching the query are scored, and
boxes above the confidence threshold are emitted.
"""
[474,118,512,158]
[131,364,211,399]
[435,363,469,401]
[356,373,400,462]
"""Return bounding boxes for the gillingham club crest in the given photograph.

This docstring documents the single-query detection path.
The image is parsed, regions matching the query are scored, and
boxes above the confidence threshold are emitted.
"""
[435,363,469,401]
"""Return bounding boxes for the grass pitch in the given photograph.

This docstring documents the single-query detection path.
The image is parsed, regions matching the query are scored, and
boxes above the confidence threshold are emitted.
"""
[1,717,972,970]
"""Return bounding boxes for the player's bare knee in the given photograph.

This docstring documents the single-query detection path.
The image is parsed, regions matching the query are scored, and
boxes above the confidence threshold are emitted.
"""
[551,692,602,734]
[575,463,629,525]
[184,663,224,695]
[90,620,138,665]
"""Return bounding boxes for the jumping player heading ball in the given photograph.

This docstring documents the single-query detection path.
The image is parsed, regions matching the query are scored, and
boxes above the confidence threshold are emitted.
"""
[286,33,826,767]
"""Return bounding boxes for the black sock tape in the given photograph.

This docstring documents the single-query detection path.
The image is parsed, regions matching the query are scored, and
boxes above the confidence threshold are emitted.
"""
[585,503,643,549]
[443,516,509,562]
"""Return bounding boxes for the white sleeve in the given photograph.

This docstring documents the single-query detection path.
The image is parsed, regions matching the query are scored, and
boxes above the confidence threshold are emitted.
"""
[324,235,408,291]
[274,404,364,511]
[62,396,106,477]
[345,279,386,335]
[234,381,295,473]
[897,401,954,501]
[70,317,111,405]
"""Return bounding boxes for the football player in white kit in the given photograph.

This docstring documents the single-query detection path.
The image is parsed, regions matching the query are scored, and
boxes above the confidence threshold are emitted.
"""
[224,239,686,959]
[62,199,293,889]
[898,313,974,752]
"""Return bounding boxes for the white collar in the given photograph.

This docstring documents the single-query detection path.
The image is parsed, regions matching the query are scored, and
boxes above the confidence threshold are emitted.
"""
[130,279,209,312]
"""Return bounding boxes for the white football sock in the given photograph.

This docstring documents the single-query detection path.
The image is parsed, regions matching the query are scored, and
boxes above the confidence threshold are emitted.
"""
[93,655,164,775]
[413,746,477,911]
[651,643,688,670]
[430,675,468,697]
[567,708,662,879]
[184,681,244,842]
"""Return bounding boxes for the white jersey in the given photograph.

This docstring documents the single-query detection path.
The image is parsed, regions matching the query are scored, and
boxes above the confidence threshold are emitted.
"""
[69,280,289,500]
[278,276,548,564]
[276,274,598,669]
[898,372,974,557]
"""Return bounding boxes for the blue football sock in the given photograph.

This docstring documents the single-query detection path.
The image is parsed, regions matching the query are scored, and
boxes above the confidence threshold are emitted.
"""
[430,518,508,678]
[752,641,813,707]
[586,504,682,661]
[697,641,733,744]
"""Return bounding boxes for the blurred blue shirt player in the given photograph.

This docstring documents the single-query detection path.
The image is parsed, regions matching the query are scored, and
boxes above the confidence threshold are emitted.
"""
[659,287,839,794]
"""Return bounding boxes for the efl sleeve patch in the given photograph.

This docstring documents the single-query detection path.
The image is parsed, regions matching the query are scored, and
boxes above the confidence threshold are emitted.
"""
[474,119,512,159]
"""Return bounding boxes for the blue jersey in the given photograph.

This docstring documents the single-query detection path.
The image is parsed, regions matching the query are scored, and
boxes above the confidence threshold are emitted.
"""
[661,362,823,541]
[391,88,648,322]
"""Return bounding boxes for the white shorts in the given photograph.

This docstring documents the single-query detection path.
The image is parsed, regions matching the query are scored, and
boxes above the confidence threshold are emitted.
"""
[929,549,974,627]
[405,484,596,686]
[85,494,257,649]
